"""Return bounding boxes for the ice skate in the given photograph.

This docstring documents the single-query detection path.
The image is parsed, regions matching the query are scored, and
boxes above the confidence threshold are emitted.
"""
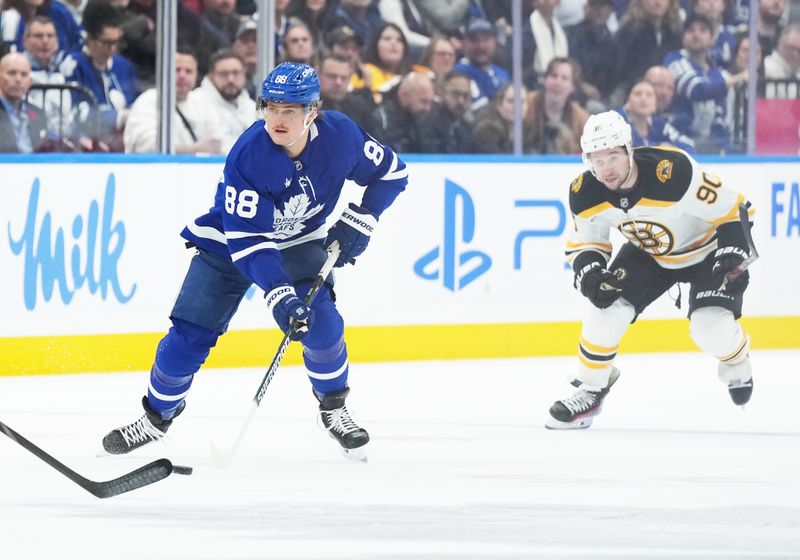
[546,368,621,430]
[102,396,185,455]
[718,357,753,407]
[316,388,369,462]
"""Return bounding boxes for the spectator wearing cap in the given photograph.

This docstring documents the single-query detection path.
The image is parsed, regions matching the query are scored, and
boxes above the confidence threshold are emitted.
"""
[124,49,224,154]
[663,14,747,153]
[565,0,617,101]
[529,0,569,75]
[325,25,370,91]
[370,70,435,153]
[453,18,510,112]
[329,0,385,47]
[0,0,82,57]
[193,49,254,152]
[0,52,48,152]
[317,52,375,131]
[64,0,140,152]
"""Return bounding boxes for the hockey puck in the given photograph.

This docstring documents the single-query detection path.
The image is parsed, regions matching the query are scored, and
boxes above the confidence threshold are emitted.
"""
[172,465,193,475]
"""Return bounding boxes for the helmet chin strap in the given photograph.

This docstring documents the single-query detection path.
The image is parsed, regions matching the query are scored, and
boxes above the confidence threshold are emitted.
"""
[284,108,317,148]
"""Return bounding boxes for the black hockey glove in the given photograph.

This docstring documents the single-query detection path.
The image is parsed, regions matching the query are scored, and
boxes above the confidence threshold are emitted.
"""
[266,285,312,341]
[575,262,623,309]
[711,246,749,294]
[324,203,377,267]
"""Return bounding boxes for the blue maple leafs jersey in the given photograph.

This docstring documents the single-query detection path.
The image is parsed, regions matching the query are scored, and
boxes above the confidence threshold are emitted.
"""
[181,110,408,293]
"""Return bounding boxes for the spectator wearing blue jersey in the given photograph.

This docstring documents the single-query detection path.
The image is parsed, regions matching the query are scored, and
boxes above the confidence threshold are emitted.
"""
[453,18,510,112]
[65,0,140,151]
[663,14,747,153]
[103,62,408,462]
[615,79,695,153]
[691,0,737,69]
[0,0,81,57]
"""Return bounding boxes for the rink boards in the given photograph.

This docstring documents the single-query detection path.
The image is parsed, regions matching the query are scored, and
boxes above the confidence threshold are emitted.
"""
[1,154,798,375]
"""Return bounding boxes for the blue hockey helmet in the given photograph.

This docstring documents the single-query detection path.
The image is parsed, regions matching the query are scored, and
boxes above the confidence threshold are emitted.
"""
[257,62,320,109]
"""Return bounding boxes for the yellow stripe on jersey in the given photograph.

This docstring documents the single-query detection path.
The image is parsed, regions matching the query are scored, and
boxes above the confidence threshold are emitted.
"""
[638,198,678,208]
[710,193,748,226]
[577,201,615,219]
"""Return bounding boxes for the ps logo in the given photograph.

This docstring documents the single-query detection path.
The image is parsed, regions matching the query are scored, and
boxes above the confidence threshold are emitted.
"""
[414,180,491,291]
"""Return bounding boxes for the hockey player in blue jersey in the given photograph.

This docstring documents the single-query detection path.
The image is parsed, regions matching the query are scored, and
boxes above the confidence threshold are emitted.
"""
[102,62,408,460]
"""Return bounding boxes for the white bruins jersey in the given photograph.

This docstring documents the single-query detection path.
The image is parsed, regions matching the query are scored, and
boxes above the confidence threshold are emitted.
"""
[566,146,751,270]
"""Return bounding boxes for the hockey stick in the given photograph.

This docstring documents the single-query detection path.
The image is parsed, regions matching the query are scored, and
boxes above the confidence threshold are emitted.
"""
[0,420,182,498]
[720,203,759,290]
[212,241,341,467]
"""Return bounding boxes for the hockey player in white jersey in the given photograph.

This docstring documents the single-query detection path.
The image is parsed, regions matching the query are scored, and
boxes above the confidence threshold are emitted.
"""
[548,111,755,430]
[101,62,408,459]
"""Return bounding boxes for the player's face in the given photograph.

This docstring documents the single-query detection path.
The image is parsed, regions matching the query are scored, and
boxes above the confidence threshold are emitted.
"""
[264,102,314,146]
[588,147,630,190]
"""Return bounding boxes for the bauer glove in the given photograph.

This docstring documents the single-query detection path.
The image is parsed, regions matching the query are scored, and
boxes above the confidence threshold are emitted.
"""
[575,262,623,309]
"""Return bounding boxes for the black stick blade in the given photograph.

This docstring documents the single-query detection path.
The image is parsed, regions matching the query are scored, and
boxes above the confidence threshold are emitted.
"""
[86,458,174,499]
[1,420,176,499]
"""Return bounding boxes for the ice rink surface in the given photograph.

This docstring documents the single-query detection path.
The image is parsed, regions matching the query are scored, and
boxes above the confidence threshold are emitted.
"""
[1,350,799,559]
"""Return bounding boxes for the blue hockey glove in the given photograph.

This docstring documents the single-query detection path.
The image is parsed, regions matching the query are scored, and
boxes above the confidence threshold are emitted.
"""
[266,285,312,341]
[712,246,749,294]
[324,203,378,267]
[575,262,623,309]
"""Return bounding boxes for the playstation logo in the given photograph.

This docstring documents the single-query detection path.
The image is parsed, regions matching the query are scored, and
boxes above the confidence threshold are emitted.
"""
[414,179,491,291]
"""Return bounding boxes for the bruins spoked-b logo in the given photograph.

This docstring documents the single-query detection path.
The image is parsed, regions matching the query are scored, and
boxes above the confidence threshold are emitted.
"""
[656,159,673,183]
[618,220,674,255]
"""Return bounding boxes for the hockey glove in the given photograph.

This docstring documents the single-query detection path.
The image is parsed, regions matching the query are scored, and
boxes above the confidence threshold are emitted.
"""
[711,246,749,294]
[266,285,312,341]
[324,203,378,267]
[576,262,623,309]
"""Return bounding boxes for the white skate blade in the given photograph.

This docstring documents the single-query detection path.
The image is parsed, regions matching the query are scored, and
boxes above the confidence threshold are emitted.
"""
[545,416,594,430]
[341,444,368,463]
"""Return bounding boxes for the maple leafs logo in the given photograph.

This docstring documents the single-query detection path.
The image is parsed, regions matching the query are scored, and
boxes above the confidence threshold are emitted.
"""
[272,193,323,239]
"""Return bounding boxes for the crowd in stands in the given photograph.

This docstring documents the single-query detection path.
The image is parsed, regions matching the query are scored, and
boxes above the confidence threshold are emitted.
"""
[0,0,798,155]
